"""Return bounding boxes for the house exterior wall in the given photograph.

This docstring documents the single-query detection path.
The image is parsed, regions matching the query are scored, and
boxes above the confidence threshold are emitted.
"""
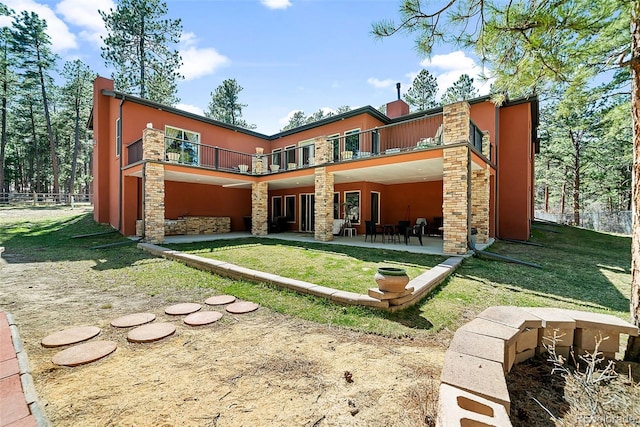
[497,103,533,240]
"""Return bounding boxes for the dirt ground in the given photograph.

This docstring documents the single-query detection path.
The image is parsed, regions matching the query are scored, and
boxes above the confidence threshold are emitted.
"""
[0,207,445,426]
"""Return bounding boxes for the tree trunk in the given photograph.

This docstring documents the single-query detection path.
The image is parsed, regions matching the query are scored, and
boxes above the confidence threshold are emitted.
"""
[0,37,7,201]
[625,3,640,362]
[139,15,146,98]
[37,54,59,196]
[69,97,80,195]
[573,135,581,226]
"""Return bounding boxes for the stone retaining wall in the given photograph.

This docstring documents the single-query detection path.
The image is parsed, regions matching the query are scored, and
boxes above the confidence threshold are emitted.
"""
[135,216,231,237]
[437,306,639,426]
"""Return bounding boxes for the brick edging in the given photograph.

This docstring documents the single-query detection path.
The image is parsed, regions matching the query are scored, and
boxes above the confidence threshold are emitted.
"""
[2,311,51,427]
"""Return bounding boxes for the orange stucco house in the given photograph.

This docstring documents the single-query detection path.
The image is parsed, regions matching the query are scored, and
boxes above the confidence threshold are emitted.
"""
[91,76,538,255]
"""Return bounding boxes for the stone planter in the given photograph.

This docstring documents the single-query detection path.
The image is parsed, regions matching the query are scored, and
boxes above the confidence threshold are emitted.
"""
[166,152,180,162]
[238,164,249,173]
[374,267,410,292]
[270,164,280,173]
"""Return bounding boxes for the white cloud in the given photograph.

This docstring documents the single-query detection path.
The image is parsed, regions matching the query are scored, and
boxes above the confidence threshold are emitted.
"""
[4,0,77,52]
[179,32,230,81]
[176,103,204,116]
[261,0,292,10]
[56,0,114,46]
[367,77,395,89]
[419,50,492,97]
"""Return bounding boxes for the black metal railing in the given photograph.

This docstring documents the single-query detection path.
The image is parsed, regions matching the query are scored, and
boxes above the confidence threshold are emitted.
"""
[127,138,143,164]
[327,113,443,162]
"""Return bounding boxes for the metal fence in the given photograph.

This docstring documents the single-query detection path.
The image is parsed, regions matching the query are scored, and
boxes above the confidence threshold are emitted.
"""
[535,211,632,235]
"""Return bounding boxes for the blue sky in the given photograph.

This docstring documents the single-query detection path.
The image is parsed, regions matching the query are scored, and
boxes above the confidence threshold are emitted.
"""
[2,0,491,135]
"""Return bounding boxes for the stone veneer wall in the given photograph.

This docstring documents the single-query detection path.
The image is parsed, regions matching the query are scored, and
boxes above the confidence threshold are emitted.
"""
[442,101,472,255]
[141,127,166,243]
[314,137,330,165]
[143,162,165,243]
[251,181,268,236]
[482,131,491,160]
[314,167,334,241]
[471,167,490,244]
[182,216,230,235]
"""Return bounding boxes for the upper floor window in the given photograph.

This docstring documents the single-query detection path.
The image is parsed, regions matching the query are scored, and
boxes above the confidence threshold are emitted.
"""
[165,126,200,165]
[345,129,360,155]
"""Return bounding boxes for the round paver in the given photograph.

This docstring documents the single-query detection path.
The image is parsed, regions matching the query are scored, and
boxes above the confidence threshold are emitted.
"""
[225,301,260,314]
[110,312,156,328]
[165,303,202,315]
[41,326,101,348]
[127,322,176,343]
[51,341,117,367]
[204,295,236,306]
[183,311,223,326]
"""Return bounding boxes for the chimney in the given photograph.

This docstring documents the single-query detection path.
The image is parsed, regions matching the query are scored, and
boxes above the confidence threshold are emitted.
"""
[386,82,409,118]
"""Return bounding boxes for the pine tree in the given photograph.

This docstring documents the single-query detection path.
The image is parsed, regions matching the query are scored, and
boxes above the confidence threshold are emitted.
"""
[205,79,256,130]
[0,4,13,196]
[441,74,478,105]
[11,10,59,195]
[100,0,182,104]
[405,69,438,111]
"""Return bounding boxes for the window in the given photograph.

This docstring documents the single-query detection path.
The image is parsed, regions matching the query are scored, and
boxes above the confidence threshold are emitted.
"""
[165,126,200,165]
[285,195,296,222]
[333,192,340,219]
[298,139,315,167]
[116,118,121,157]
[285,144,296,169]
[271,148,282,166]
[345,129,360,155]
[328,134,339,162]
[344,191,360,224]
[272,196,282,219]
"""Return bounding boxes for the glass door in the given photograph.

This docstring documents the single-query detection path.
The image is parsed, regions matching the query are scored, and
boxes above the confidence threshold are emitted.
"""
[300,194,315,232]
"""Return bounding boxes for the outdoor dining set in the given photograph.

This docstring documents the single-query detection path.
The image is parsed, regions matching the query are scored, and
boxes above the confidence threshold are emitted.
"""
[361,217,443,246]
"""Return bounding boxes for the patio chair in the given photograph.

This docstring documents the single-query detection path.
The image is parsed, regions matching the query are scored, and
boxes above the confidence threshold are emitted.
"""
[429,216,443,236]
[364,221,378,243]
[397,220,411,245]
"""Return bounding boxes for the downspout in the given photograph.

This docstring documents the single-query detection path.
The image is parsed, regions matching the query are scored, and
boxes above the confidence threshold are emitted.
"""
[494,103,500,239]
[118,96,125,233]
[467,145,472,249]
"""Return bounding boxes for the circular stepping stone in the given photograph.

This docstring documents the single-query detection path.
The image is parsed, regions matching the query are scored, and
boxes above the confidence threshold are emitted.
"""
[165,303,201,315]
[51,341,117,367]
[127,322,176,343]
[110,313,156,328]
[41,326,101,348]
[184,311,223,326]
[205,295,236,306]
[226,301,259,314]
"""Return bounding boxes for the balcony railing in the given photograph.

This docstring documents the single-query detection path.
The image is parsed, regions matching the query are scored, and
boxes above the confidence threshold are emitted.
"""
[327,113,443,162]
[124,112,492,173]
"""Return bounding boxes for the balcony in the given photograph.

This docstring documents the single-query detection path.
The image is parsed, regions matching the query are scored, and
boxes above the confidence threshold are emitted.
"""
[125,111,487,173]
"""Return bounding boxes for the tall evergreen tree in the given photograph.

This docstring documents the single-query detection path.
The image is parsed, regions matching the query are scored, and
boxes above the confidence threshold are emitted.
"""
[11,10,59,195]
[372,0,640,360]
[60,60,94,195]
[440,74,478,105]
[205,79,256,130]
[100,0,182,104]
[405,69,438,111]
[282,111,306,131]
[0,4,13,196]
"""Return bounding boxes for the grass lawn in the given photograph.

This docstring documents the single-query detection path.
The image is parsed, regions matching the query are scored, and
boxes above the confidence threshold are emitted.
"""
[0,208,632,338]
[166,238,446,295]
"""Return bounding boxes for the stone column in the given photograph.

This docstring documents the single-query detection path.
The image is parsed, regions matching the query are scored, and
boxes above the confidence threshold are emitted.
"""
[142,127,165,161]
[142,127,165,243]
[252,182,268,236]
[143,162,165,243]
[314,167,334,241]
[471,166,490,244]
[314,137,329,165]
[442,101,471,255]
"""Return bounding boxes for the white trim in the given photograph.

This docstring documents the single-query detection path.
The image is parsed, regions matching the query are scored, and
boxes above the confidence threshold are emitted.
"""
[271,195,282,220]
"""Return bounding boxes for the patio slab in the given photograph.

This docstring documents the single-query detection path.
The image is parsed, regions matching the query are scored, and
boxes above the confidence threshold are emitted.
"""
[204,295,236,305]
[51,341,117,367]
[110,313,156,328]
[127,323,176,343]
[41,326,101,348]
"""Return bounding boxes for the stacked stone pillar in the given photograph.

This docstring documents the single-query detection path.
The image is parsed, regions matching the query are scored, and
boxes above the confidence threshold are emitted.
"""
[482,131,491,160]
[314,167,334,241]
[142,128,166,243]
[442,102,471,255]
[471,166,490,245]
[251,182,268,236]
[314,137,330,165]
